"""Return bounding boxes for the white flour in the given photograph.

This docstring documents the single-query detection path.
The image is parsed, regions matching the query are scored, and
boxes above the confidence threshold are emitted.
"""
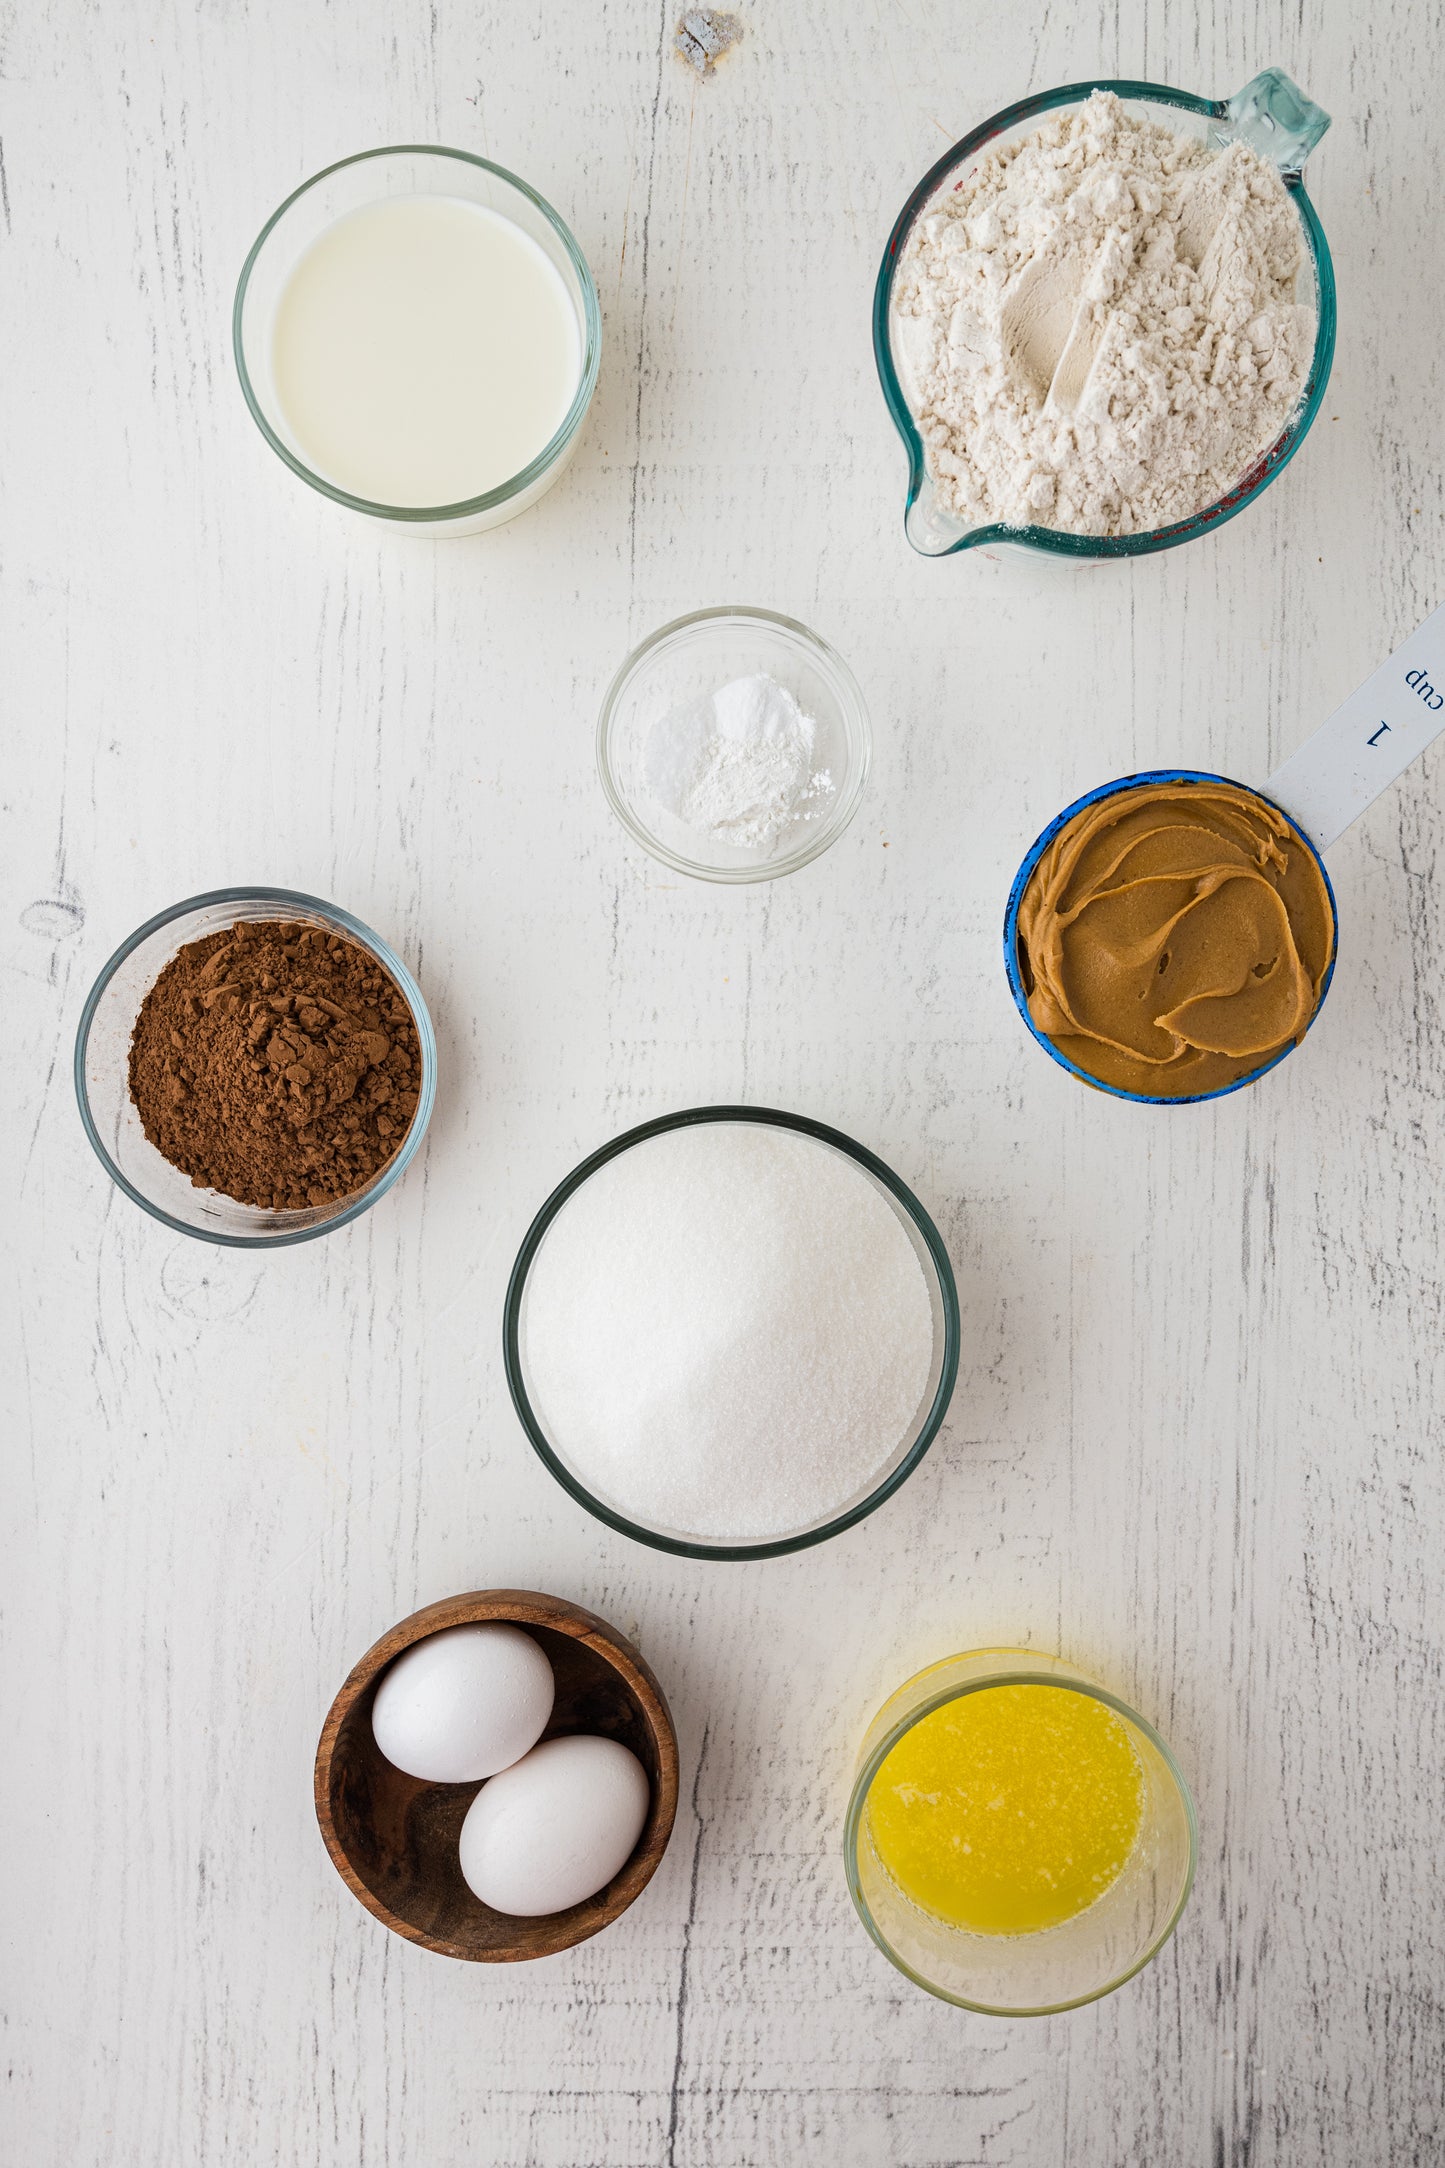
[644,672,834,852]
[890,91,1316,537]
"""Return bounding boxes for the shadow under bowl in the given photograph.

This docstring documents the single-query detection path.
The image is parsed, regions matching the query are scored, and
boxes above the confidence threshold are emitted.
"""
[74,886,437,1246]
[314,1589,680,1961]
[504,1105,960,1559]
[1002,770,1339,1105]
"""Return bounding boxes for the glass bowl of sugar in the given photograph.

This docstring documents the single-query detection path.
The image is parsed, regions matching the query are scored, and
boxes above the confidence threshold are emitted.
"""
[596,608,872,883]
[504,1106,960,1560]
[234,147,600,536]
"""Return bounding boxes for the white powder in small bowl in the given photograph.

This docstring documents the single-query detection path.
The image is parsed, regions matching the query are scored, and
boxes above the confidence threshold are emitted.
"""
[642,672,835,854]
[519,1121,940,1545]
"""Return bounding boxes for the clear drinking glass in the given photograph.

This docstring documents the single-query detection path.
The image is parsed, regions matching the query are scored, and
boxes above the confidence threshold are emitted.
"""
[1002,769,1340,1105]
[503,1106,959,1559]
[74,887,437,1247]
[234,147,601,536]
[875,69,1335,563]
[844,1650,1197,2014]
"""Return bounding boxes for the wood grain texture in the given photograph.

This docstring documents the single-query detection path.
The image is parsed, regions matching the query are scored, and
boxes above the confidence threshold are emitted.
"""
[315,1589,680,1961]
[2,1,1444,2162]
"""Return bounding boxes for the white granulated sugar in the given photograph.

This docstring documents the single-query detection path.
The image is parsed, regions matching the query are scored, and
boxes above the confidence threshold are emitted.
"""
[643,673,835,852]
[890,91,1316,536]
[521,1122,937,1543]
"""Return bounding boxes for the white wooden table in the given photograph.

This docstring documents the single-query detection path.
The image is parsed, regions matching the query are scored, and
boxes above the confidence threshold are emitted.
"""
[6,3,1444,2161]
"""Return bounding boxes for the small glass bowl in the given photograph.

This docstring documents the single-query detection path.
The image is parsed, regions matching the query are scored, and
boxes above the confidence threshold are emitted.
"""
[1003,770,1340,1106]
[503,1106,959,1559]
[596,608,872,883]
[233,146,601,536]
[845,1650,1197,2015]
[74,887,437,1248]
[876,68,1335,563]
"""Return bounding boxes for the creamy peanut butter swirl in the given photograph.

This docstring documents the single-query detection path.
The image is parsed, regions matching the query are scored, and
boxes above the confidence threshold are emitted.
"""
[1016,779,1335,1098]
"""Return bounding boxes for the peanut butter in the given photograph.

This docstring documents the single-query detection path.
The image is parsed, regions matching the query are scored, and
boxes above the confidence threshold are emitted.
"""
[1015,779,1335,1098]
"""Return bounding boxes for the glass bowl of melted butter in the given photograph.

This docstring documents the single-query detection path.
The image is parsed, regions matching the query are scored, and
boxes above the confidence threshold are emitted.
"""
[844,1650,1196,2015]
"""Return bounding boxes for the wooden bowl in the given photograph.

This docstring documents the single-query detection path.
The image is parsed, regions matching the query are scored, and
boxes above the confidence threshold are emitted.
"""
[314,1589,680,1961]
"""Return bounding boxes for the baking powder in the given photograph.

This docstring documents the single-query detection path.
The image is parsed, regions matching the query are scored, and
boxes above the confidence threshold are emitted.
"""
[643,672,834,853]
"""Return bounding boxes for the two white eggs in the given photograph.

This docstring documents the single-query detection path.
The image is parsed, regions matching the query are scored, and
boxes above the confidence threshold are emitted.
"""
[371,1621,651,1917]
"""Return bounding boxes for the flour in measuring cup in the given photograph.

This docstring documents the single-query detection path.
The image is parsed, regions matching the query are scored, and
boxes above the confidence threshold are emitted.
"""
[643,673,835,853]
[890,91,1316,537]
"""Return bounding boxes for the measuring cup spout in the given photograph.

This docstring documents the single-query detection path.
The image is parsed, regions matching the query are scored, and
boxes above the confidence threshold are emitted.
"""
[903,472,977,558]
[1213,69,1331,179]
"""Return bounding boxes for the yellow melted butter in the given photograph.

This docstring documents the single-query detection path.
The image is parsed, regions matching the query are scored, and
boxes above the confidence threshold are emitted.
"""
[864,1683,1144,1936]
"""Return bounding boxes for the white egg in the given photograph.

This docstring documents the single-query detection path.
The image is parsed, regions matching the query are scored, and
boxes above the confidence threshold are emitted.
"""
[458,1734,651,1916]
[371,1622,554,1784]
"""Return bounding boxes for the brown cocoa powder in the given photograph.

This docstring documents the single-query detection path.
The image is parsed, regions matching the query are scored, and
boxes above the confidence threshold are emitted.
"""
[128,918,423,1210]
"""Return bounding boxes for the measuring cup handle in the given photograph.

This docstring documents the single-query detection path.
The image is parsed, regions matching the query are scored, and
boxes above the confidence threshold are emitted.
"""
[1265,602,1445,850]
[1212,69,1331,179]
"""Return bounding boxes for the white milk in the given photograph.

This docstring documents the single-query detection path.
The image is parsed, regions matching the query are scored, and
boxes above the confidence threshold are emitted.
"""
[270,195,583,508]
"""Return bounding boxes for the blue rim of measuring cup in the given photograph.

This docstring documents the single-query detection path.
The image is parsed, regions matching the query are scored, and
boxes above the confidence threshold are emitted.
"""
[1002,771,1340,1106]
[873,78,1336,561]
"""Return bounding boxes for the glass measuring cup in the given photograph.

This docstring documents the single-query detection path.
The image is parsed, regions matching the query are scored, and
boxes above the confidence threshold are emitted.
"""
[875,69,1335,564]
[843,1650,1196,2015]
[1004,599,1445,1102]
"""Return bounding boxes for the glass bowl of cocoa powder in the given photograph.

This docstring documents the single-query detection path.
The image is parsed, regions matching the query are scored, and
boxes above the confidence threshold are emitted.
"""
[74,888,437,1246]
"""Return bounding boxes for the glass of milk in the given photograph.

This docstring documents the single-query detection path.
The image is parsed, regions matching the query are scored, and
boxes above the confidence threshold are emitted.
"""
[234,148,600,535]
